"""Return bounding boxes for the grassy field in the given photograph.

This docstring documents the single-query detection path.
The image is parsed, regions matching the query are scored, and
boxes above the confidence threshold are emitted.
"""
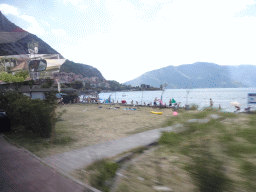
[4,103,256,191]
[112,111,256,192]
[3,103,205,157]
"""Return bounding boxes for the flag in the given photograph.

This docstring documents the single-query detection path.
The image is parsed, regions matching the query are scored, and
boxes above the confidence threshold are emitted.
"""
[171,98,176,103]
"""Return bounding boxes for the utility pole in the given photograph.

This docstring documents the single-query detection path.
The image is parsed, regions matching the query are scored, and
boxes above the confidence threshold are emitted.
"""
[141,90,143,105]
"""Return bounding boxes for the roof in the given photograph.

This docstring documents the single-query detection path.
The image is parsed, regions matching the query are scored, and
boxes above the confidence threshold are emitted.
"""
[11,61,28,71]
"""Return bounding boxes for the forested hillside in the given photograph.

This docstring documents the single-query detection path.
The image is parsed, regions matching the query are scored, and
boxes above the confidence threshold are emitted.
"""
[60,60,105,80]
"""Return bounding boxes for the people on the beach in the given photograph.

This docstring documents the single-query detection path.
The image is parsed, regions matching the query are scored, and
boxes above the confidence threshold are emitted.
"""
[210,98,213,107]
[169,99,172,107]
[235,106,240,112]
[219,104,221,109]
[245,106,251,112]
[136,101,138,105]
[154,98,157,106]
[131,100,133,105]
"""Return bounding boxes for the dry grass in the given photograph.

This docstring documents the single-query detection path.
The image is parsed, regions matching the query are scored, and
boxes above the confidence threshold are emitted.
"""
[30,104,197,157]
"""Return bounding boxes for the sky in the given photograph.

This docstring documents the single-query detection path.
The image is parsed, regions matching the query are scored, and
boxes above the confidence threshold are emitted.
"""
[0,0,256,83]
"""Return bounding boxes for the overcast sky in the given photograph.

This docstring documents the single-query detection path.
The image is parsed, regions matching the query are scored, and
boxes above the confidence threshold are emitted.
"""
[1,0,256,83]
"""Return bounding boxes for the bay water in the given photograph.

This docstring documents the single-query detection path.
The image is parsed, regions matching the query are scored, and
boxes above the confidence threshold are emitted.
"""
[99,88,256,112]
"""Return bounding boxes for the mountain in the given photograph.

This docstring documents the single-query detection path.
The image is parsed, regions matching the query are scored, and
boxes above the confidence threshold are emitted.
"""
[0,12,106,80]
[124,62,252,89]
[224,65,256,88]
[60,60,105,80]
[0,11,64,57]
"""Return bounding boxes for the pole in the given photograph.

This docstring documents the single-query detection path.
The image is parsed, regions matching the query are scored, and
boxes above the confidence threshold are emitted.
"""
[141,90,143,105]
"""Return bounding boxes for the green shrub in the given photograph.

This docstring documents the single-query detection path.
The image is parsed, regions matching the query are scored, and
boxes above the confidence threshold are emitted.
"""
[0,90,58,138]
[88,159,119,192]
[190,104,198,110]
[104,161,119,178]
[62,92,78,104]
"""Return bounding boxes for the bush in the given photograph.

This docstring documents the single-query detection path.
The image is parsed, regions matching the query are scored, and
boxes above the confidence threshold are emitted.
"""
[88,159,119,192]
[0,70,29,83]
[190,104,198,110]
[62,92,78,104]
[0,90,58,138]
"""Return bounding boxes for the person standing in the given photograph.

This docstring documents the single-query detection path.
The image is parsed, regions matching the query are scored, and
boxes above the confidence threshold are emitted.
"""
[154,98,157,106]
[169,99,172,107]
[210,98,213,107]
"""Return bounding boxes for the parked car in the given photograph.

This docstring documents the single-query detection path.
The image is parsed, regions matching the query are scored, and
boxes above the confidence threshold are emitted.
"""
[0,109,11,132]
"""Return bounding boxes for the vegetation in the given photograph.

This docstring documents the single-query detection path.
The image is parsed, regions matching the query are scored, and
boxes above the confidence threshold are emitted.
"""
[190,104,198,110]
[62,92,79,104]
[86,159,119,192]
[115,110,256,192]
[60,59,105,80]
[0,70,29,83]
[0,90,62,138]
[107,80,161,92]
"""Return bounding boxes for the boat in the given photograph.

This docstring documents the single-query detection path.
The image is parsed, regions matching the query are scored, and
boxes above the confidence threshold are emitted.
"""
[150,111,163,115]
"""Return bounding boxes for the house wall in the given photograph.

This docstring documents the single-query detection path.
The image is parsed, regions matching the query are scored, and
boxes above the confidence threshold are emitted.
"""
[31,92,46,100]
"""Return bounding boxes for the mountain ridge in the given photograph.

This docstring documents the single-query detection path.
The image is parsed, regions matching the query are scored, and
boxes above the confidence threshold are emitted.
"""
[0,11,64,57]
[0,12,106,81]
[124,62,254,88]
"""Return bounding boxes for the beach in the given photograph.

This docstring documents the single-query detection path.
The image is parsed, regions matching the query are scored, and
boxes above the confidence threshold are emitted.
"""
[99,88,256,112]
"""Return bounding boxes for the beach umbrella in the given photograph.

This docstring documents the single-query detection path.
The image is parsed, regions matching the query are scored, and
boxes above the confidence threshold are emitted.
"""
[230,101,241,106]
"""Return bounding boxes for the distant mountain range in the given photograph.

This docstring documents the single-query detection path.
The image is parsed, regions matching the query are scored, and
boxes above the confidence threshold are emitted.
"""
[124,62,256,89]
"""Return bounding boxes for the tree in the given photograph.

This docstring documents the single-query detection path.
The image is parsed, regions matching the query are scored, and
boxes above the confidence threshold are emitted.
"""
[71,81,83,89]
[0,70,29,83]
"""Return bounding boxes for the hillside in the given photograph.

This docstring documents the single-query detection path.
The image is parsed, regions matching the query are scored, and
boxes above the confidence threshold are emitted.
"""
[0,11,64,57]
[60,60,105,80]
[0,12,107,81]
[124,62,251,89]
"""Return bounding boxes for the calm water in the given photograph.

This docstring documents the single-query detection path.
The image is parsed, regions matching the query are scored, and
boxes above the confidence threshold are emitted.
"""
[99,88,256,112]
